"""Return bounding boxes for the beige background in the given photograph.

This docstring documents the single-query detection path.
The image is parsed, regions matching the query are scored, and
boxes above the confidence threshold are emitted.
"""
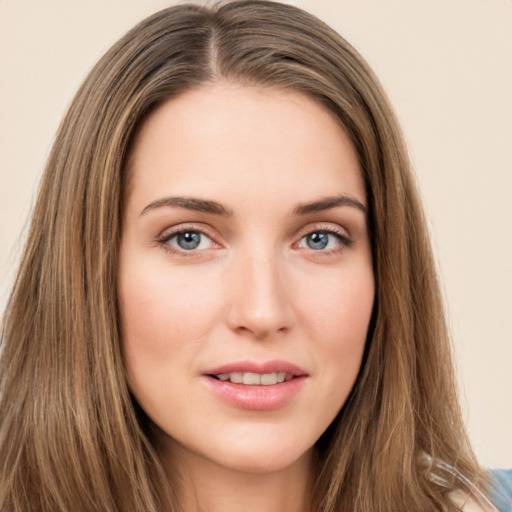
[1,0,511,467]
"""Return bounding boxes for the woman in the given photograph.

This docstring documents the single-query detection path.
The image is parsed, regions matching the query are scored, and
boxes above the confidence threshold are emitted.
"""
[0,1,509,511]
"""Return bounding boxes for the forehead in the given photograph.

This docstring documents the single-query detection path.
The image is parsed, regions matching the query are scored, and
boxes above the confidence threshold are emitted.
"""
[126,83,365,212]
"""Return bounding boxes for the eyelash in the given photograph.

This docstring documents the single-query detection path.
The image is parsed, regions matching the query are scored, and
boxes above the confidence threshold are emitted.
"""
[157,224,219,257]
[156,224,352,257]
[295,225,352,255]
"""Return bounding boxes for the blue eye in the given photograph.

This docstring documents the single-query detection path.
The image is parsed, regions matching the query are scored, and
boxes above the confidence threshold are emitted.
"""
[166,231,213,251]
[306,232,329,250]
[299,231,346,251]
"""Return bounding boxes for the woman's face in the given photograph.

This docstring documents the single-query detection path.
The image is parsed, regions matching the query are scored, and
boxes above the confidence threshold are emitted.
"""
[118,84,374,475]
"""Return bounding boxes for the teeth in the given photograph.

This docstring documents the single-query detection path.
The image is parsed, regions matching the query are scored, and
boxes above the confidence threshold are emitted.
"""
[260,373,277,385]
[214,372,294,385]
[243,372,261,385]
[229,372,243,384]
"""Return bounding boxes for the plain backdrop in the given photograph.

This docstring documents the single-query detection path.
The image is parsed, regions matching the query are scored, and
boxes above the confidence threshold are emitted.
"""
[1,0,511,467]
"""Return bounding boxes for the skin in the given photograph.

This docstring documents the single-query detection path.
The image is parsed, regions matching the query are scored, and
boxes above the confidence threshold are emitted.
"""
[118,83,375,512]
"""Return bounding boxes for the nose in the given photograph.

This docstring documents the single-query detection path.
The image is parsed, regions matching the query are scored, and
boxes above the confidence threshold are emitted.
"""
[224,247,294,340]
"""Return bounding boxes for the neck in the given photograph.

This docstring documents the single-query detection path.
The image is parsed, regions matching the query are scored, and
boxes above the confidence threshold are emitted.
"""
[162,442,314,512]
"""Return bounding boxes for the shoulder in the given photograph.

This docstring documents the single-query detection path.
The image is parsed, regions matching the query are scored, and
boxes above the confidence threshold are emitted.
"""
[449,489,492,511]
[449,468,512,512]
[488,468,512,512]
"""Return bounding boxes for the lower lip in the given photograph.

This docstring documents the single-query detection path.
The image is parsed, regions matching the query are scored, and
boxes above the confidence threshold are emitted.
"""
[203,376,307,411]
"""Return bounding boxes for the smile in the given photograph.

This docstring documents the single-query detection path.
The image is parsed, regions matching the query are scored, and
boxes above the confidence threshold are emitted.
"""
[203,360,308,410]
[211,372,295,385]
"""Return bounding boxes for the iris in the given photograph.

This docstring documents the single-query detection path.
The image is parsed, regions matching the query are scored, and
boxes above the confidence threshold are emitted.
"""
[307,232,329,250]
[177,231,201,250]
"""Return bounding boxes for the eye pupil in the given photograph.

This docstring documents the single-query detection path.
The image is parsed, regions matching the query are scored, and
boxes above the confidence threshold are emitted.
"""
[177,231,201,250]
[307,232,329,250]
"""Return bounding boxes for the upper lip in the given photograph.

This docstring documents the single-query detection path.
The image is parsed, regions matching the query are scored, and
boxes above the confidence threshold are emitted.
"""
[203,359,308,377]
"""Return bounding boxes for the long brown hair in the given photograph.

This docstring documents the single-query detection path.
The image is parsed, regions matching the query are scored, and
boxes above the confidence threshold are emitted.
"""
[0,1,485,510]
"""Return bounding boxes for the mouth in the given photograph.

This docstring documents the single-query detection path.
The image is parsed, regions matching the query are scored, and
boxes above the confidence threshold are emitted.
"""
[208,371,296,385]
[204,360,307,385]
[202,360,308,410]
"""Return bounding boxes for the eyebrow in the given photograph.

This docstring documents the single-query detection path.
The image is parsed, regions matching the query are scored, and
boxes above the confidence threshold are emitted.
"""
[140,194,367,218]
[293,195,367,215]
[140,196,233,216]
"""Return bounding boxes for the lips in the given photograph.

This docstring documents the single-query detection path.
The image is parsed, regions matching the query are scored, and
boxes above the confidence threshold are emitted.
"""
[212,371,295,385]
[204,359,307,378]
[202,360,308,411]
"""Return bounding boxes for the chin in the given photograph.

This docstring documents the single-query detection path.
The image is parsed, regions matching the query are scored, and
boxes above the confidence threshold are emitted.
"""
[162,423,316,476]
[210,443,313,475]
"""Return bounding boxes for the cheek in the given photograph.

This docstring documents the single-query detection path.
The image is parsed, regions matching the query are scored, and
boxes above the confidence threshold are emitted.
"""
[118,263,221,393]
[120,262,218,340]
[298,265,374,346]
[297,267,374,412]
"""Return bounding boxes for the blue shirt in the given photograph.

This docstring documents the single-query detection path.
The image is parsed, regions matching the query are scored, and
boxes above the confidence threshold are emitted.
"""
[489,469,512,512]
